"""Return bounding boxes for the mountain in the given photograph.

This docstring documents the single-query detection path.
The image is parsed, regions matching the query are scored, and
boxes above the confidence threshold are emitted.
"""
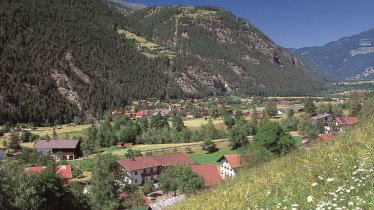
[107,0,146,10]
[0,0,324,125]
[292,29,374,81]
[121,6,325,96]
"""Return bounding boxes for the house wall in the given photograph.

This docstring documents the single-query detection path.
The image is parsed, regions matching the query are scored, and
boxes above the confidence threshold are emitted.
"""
[128,166,159,185]
[36,148,53,153]
[219,159,236,179]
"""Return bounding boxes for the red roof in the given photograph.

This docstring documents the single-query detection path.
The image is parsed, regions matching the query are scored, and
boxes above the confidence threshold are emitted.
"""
[319,134,335,141]
[56,165,73,179]
[218,154,242,169]
[154,152,194,167]
[26,165,73,179]
[191,164,222,187]
[335,117,358,126]
[117,156,161,171]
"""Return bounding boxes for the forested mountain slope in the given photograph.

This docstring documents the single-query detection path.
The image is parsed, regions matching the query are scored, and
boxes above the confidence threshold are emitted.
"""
[0,0,178,124]
[292,29,374,81]
[122,6,326,96]
[0,1,325,125]
[173,95,374,209]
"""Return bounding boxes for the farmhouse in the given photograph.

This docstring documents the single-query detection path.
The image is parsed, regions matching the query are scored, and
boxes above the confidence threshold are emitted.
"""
[26,165,73,181]
[335,117,358,132]
[217,154,242,179]
[117,152,194,185]
[311,113,334,133]
[191,164,222,187]
[33,140,80,160]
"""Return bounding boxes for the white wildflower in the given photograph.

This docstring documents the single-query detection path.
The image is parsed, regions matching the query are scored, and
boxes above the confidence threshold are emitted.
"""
[327,178,334,182]
[307,195,313,203]
[312,182,318,187]
[346,189,351,193]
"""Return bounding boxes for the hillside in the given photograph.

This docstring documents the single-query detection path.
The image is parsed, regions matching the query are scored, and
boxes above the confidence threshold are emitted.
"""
[173,96,374,209]
[0,0,180,124]
[292,29,374,81]
[0,1,325,125]
[122,6,326,97]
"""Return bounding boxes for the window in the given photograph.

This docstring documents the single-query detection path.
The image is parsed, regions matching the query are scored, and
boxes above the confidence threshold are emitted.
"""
[135,179,138,183]
[143,169,146,174]
[151,167,153,172]
[134,171,137,175]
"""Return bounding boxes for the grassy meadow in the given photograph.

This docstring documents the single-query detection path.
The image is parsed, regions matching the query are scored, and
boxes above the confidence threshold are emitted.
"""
[172,99,374,209]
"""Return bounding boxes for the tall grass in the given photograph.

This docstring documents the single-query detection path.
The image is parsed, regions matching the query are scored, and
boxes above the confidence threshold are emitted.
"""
[172,98,374,209]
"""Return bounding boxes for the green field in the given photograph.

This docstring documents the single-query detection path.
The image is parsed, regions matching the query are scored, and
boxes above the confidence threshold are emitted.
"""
[188,149,238,164]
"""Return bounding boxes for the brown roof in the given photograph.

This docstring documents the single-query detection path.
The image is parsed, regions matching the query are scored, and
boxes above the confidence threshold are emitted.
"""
[218,154,242,169]
[154,152,194,167]
[117,156,161,171]
[191,164,222,187]
[34,140,79,149]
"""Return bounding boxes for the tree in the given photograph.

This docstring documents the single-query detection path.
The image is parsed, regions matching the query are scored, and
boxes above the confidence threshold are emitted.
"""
[297,114,312,135]
[223,114,235,129]
[125,148,142,159]
[149,114,169,130]
[253,122,297,155]
[172,115,185,132]
[7,131,20,150]
[209,107,220,120]
[90,155,120,210]
[158,165,204,196]
[228,122,249,149]
[287,109,294,118]
[304,98,316,115]
[201,138,218,153]
[264,101,277,117]
[349,99,362,116]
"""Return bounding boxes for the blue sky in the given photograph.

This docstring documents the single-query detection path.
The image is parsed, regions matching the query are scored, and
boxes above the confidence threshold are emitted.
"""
[124,0,374,48]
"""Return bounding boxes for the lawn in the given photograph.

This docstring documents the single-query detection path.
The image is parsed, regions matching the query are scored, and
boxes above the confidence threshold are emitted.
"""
[184,118,226,130]
[188,149,239,164]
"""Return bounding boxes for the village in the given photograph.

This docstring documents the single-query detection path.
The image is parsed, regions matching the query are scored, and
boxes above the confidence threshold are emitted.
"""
[0,94,365,209]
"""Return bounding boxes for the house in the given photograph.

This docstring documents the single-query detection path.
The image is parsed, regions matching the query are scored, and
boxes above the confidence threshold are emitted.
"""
[277,108,288,115]
[26,165,73,180]
[217,154,242,179]
[117,152,194,185]
[191,164,222,187]
[117,156,161,185]
[153,152,194,167]
[186,112,194,119]
[311,113,334,126]
[319,134,335,141]
[335,117,358,132]
[33,140,80,160]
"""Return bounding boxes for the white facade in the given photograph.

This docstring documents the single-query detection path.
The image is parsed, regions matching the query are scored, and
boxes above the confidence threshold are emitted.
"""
[219,159,237,179]
[125,166,159,185]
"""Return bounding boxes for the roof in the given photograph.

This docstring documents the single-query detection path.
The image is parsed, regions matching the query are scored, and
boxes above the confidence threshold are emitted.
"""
[26,165,73,179]
[311,113,332,120]
[117,156,161,171]
[154,152,194,167]
[56,165,73,179]
[34,140,79,149]
[217,154,242,169]
[191,164,222,187]
[319,134,335,141]
[335,117,358,126]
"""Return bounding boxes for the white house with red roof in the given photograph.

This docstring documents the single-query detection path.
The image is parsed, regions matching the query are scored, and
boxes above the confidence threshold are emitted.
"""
[335,116,358,132]
[217,154,242,179]
[117,152,194,185]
